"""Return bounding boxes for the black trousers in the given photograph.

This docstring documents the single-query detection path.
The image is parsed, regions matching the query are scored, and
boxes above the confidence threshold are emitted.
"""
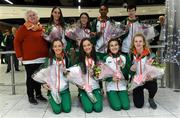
[24,64,42,99]
[6,54,19,71]
[133,80,158,108]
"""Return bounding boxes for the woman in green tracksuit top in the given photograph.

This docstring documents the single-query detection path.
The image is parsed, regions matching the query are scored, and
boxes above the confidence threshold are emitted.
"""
[104,38,131,111]
[78,38,103,113]
[42,39,71,114]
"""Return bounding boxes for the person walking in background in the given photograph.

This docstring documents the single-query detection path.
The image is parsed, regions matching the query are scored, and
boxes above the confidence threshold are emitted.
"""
[14,9,49,105]
[5,27,20,73]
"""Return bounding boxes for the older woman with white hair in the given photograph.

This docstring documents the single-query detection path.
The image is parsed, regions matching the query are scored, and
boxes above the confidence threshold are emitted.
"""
[14,9,49,105]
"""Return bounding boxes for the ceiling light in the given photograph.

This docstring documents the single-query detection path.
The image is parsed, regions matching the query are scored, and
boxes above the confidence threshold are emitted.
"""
[4,0,13,4]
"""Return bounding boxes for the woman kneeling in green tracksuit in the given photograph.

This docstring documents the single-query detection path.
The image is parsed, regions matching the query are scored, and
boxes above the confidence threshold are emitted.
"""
[41,39,71,114]
[78,38,103,113]
[104,38,131,111]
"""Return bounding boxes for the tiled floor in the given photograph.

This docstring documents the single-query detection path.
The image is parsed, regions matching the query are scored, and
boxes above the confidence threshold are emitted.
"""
[0,64,180,118]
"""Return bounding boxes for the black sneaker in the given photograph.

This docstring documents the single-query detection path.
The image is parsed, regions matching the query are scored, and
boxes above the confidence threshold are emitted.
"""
[36,95,47,102]
[15,69,20,71]
[29,97,38,105]
[6,70,10,73]
[1,61,5,64]
[148,98,157,109]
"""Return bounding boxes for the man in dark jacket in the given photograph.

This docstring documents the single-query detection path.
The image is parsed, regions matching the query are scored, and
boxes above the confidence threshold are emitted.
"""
[5,27,20,73]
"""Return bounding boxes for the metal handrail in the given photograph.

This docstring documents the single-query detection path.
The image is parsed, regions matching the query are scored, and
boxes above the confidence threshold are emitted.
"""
[150,45,165,48]
[0,51,15,54]
[0,51,16,94]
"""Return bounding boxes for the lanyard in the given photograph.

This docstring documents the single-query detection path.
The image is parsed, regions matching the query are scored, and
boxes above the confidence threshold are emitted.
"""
[140,59,142,75]
[55,58,65,93]
[87,57,93,84]
[114,56,123,90]
[100,21,106,32]
[114,57,123,70]
[115,58,119,90]
[101,21,106,52]
[135,55,143,80]
[87,58,93,67]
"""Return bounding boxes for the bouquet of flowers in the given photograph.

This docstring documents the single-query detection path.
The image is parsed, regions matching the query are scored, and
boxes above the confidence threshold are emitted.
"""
[65,24,77,41]
[141,23,159,40]
[92,62,115,81]
[43,24,53,35]
[143,64,165,80]
[32,64,65,104]
[63,65,84,88]
[113,70,124,80]
[128,63,165,91]
[63,65,97,103]
[98,22,128,52]
[65,23,90,42]
[105,22,128,39]
[152,61,166,69]
[127,22,159,40]
[42,25,64,42]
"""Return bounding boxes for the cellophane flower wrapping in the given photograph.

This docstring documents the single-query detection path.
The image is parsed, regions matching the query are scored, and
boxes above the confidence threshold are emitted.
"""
[105,22,128,40]
[98,22,128,52]
[43,25,63,42]
[65,23,90,42]
[128,22,159,40]
[65,24,78,41]
[141,23,159,40]
[64,65,97,103]
[63,65,84,88]
[113,70,124,80]
[32,64,63,104]
[93,62,115,81]
[128,64,165,91]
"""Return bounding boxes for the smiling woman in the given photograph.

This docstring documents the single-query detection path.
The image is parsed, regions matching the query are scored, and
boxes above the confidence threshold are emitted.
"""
[14,9,49,105]
[24,10,39,24]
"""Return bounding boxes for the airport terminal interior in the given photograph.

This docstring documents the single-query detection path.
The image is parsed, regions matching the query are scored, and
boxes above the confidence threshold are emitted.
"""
[0,0,180,118]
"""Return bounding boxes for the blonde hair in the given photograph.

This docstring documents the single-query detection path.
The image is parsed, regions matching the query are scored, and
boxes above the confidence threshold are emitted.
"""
[24,9,39,21]
[130,33,150,53]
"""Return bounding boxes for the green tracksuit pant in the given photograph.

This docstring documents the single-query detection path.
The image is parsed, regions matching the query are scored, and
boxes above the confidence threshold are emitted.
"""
[79,88,103,113]
[48,89,71,114]
[107,90,130,111]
